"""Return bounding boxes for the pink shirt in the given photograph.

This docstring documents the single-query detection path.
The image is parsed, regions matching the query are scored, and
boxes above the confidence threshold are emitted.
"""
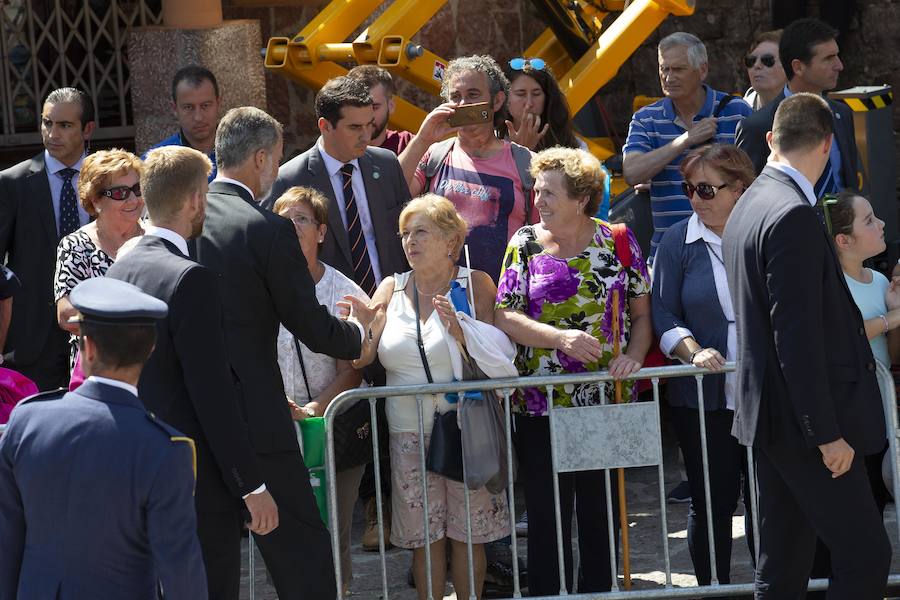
[414,140,536,280]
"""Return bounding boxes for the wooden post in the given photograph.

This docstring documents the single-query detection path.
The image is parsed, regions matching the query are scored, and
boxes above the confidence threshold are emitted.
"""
[611,289,631,589]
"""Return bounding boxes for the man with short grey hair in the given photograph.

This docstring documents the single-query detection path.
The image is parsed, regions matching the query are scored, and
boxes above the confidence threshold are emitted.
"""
[623,32,752,258]
[192,106,380,599]
[398,54,536,280]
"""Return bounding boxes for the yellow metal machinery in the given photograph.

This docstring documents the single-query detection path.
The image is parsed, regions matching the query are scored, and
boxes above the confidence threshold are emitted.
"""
[265,0,695,194]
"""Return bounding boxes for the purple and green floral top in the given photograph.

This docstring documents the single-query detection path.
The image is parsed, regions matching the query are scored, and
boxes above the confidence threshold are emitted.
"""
[495,219,651,415]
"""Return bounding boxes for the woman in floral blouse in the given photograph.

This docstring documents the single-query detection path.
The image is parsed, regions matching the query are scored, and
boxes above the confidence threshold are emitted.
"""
[494,147,652,595]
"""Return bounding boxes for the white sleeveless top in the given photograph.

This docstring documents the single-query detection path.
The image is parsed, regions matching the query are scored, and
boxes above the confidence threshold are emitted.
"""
[378,269,471,434]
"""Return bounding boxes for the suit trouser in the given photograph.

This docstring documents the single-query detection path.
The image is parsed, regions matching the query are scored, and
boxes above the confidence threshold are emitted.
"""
[754,444,890,600]
[197,507,244,600]
[806,444,889,599]
[15,325,69,391]
[253,451,337,599]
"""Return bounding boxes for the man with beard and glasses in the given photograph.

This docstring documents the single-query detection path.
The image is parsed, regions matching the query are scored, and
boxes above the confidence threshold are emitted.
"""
[192,106,382,599]
[348,65,414,155]
[106,146,278,600]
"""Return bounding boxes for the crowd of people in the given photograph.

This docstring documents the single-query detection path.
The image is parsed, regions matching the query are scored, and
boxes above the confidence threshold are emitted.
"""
[0,13,896,600]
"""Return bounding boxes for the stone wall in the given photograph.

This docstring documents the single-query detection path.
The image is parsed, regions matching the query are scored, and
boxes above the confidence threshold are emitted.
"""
[223,1,899,164]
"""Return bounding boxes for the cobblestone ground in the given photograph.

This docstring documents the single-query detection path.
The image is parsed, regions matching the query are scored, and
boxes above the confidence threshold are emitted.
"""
[239,432,900,600]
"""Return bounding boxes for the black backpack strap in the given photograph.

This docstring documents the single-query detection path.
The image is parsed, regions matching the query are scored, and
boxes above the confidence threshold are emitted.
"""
[713,94,737,118]
[509,142,535,225]
[423,138,456,193]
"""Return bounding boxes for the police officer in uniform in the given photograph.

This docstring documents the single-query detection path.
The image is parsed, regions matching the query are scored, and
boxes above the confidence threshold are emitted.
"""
[0,277,208,599]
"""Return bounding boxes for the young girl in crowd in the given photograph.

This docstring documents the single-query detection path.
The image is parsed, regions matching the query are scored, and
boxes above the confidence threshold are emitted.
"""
[813,190,896,595]
[828,191,900,366]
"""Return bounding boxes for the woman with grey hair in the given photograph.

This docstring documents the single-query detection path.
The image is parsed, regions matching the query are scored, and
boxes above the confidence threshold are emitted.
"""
[397,55,537,282]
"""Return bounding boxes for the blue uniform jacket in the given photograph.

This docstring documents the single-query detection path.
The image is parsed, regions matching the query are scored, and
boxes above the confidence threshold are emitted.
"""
[0,379,207,599]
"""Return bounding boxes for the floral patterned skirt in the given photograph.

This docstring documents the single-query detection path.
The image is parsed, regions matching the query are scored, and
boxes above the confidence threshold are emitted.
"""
[389,432,510,549]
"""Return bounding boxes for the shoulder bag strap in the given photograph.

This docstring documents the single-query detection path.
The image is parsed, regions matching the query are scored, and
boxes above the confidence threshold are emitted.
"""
[610,222,632,269]
[292,338,314,401]
[411,278,434,384]
[423,138,455,193]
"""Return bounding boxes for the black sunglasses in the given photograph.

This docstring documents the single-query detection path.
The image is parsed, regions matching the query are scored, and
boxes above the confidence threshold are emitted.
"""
[509,57,546,71]
[745,54,777,69]
[683,181,728,200]
[101,183,142,201]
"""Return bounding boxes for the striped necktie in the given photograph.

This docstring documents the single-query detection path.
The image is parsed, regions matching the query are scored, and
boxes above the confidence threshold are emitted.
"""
[340,163,376,296]
[57,168,80,238]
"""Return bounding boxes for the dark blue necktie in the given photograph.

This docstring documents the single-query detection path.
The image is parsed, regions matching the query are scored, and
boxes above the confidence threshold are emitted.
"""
[58,168,80,238]
[340,163,376,296]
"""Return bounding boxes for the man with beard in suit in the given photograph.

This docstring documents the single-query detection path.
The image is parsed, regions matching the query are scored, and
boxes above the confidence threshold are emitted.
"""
[723,92,890,598]
[193,106,381,599]
[106,145,278,600]
[0,88,95,389]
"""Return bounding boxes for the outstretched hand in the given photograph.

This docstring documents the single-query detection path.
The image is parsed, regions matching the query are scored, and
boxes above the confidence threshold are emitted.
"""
[337,295,386,368]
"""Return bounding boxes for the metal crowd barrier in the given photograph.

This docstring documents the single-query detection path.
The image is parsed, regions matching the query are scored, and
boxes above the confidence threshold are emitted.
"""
[2,360,899,600]
[307,361,900,600]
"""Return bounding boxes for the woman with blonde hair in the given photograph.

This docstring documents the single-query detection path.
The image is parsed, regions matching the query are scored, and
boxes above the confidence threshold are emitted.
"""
[350,193,510,600]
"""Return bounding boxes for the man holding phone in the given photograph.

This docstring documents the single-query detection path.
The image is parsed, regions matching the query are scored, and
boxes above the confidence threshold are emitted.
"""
[398,54,538,282]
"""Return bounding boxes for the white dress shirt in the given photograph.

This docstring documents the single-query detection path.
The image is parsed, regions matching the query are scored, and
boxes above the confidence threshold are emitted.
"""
[144,225,189,256]
[317,140,384,283]
[44,151,90,234]
[659,214,736,410]
[768,161,817,207]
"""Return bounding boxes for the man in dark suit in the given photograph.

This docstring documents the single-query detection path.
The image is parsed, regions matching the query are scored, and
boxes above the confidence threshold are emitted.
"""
[107,146,278,600]
[735,18,859,197]
[0,88,95,390]
[262,76,408,296]
[193,106,379,599]
[0,276,207,599]
[723,92,891,598]
[261,76,408,549]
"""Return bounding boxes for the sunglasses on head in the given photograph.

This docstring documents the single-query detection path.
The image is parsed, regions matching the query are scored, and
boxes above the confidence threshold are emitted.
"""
[683,181,728,200]
[745,54,777,69]
[101,183,142,201]
[509,57,546,71]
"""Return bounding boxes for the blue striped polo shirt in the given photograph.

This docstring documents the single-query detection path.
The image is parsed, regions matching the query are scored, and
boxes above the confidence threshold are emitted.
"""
[624,86,752,257]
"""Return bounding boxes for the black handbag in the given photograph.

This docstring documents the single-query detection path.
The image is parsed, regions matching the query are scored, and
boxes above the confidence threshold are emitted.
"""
[412,279,464,482]
[293,338,372,472]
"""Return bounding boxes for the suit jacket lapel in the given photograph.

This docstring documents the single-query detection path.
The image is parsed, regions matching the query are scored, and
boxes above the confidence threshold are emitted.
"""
[27,153,57,242]
[310,148,352,266]
[829,102,856,187]
[209,180,254,205]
